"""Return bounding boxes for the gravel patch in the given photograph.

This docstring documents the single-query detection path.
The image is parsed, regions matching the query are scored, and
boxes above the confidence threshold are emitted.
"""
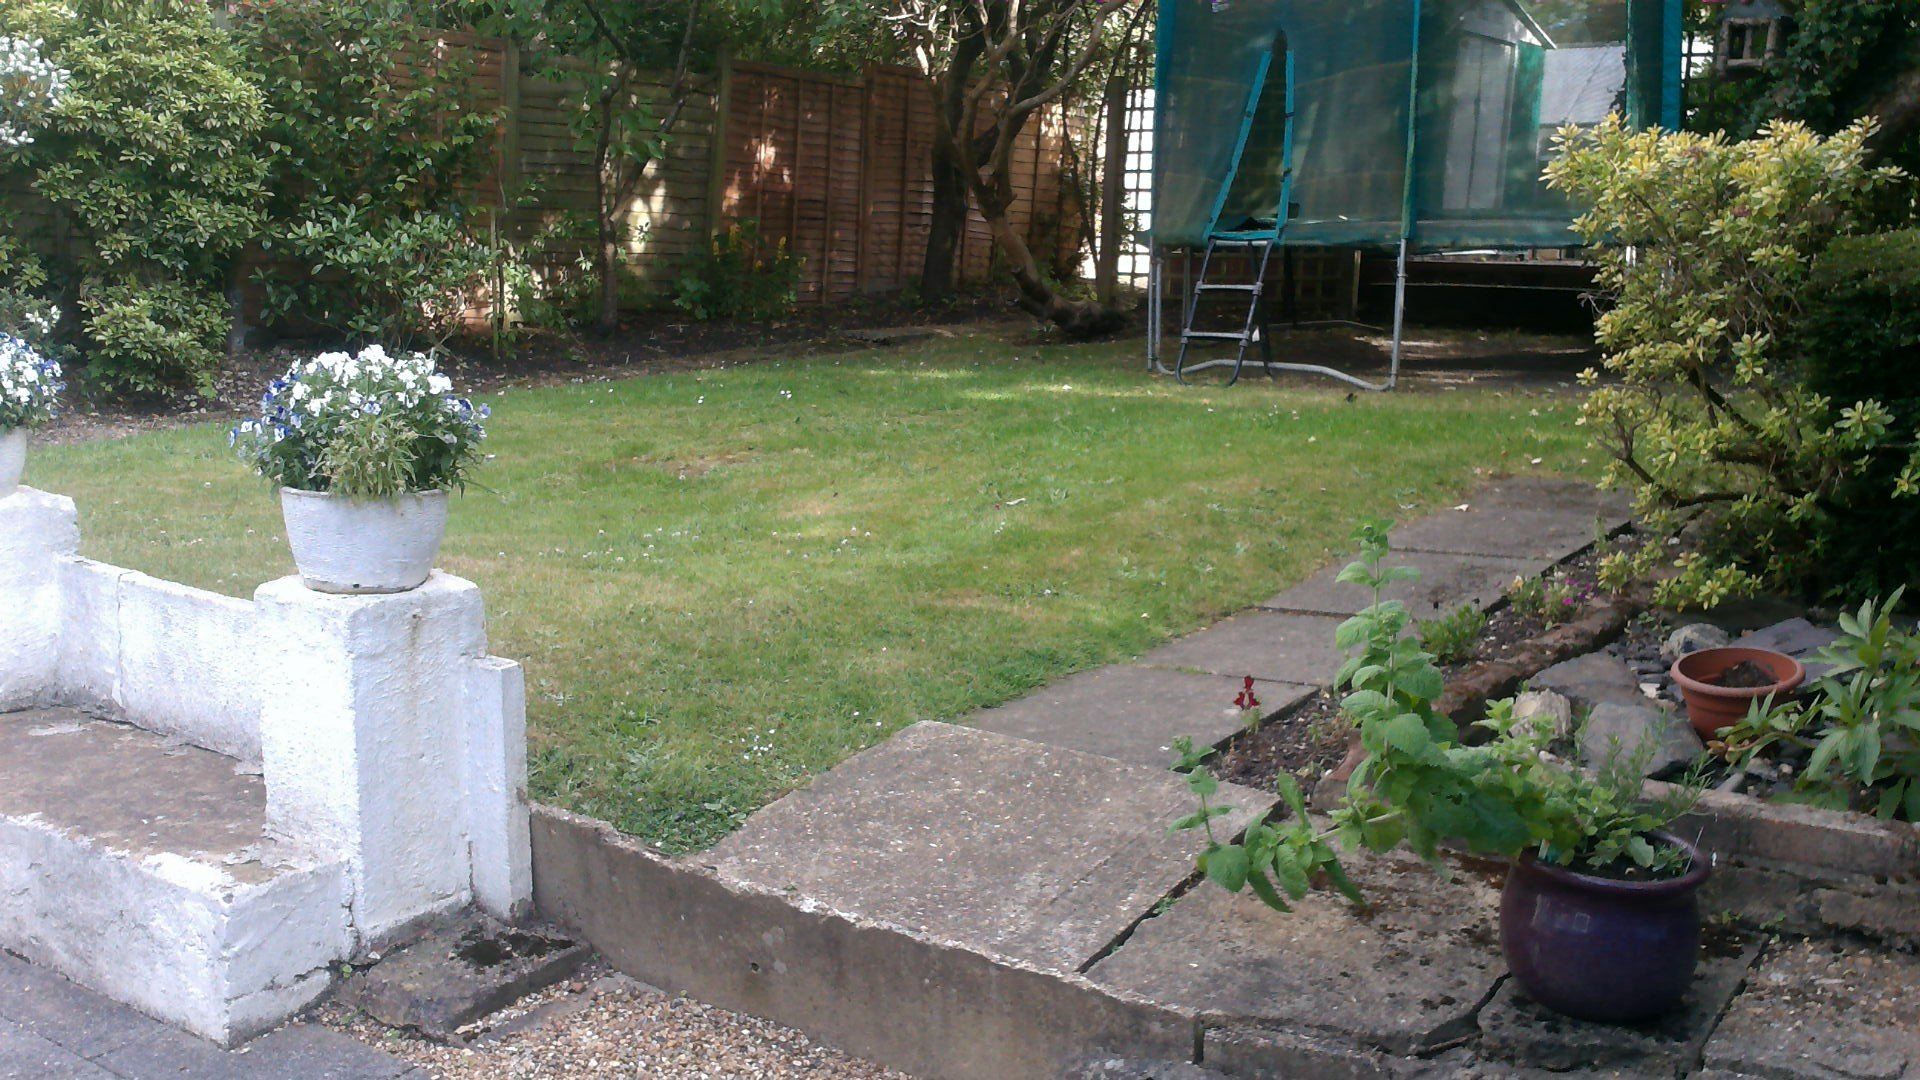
[318,962,910,1079]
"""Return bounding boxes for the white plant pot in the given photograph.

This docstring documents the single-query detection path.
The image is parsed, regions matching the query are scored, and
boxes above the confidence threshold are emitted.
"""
[280,487,450,594]
[0,428,26,498]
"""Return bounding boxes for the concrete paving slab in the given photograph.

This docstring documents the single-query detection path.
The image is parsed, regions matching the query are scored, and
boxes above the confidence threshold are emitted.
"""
[1390,478,1629,561]
[1136,611,1349,686]
[702,722,1275,974]
[0,707,277,883]
[0,1017,116,1079]
[1263,550,1543,619]
[1702,939,1920,1079]
[338,917,590,1039]
[970,665,1315,769]
[1477,933,1763,1074]
[0,951,177,1060]
[1086,846,1508,1056]
[93,1023,415,1080]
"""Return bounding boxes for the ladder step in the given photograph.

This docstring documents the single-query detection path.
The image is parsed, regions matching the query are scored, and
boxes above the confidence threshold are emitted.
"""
[1195,283,1261,293]
[1182,330,1251,341]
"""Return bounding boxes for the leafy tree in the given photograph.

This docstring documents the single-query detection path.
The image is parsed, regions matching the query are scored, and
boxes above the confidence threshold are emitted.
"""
[890,0,1145,335]
[3,1,267,397]
[1689,0,1920,173]
[1546,115,1920,606]
[241,0,507,351]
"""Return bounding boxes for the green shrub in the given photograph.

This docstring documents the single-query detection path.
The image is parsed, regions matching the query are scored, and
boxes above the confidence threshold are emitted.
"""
[1546,116,1920,607]
[242,0,510,350]
[5,2,266,397]
[672,221,799,321]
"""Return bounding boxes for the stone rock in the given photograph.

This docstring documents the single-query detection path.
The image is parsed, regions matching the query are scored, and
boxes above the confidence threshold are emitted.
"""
[1577,702,1705,778]
[338,916,591,1039]
[1735,618,1843,680]
[1660,623,1731,663]
[1510,690,1573,740]
[1530,652,1647,713]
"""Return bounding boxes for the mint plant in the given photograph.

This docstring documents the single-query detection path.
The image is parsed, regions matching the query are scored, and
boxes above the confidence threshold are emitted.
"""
[1174,524,1703,911]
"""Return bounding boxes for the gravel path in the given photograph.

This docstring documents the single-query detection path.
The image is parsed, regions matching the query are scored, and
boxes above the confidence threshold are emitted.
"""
[319,964,910,1079]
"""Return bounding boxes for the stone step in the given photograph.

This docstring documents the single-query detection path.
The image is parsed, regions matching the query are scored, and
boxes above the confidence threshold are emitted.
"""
[0,706,352,1046]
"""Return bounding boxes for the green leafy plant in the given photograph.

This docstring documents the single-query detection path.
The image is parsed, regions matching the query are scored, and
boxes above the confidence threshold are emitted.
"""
[671,221,799,322]
[1720,589,1920,819]
[5,1,267,397]
[242,0,510,351]
[231,346,488,497]
[1547,116,1919,608]
[1174,524,1704,912]
[1505,572,1591,630]
[1416,603,1487,665]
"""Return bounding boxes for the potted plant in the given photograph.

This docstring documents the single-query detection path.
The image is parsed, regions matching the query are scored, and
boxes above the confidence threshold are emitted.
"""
[1175,524,1709,1024]
[1719,590,1920,818]
[233,346,488,594]
[1671,646,1806,739]
[0,333,64,497]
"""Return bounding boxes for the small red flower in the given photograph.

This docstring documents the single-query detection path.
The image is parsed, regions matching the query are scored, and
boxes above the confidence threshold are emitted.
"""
[1233,676,1261,711]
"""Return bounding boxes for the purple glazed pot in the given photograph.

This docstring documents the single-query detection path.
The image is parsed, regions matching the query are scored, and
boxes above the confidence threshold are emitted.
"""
[1499,832,1710,1024]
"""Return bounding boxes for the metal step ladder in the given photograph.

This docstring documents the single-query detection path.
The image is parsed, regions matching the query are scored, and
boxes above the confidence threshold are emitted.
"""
[1174,228,1278,386]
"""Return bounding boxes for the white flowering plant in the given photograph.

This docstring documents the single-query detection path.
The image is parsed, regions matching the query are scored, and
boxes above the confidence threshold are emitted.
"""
[0,333,63,429]
[0,36,68,150]
[232,346,489,498]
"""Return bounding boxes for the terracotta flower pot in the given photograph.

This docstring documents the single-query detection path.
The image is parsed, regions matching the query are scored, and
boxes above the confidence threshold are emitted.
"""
[1670,646,1806,740]
[1500,832,1710,1024]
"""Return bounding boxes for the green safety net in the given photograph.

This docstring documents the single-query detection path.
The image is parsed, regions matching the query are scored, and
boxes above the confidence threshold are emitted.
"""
[1152,0,1680,251]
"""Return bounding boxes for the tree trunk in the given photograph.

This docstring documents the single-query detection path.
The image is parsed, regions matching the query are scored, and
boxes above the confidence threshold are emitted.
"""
[920,23,987,296]
[593,95,620,338]
[922,138,969,297]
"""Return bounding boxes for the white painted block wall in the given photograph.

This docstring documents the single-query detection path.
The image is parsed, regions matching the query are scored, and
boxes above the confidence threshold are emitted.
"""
[0,486,535,1040]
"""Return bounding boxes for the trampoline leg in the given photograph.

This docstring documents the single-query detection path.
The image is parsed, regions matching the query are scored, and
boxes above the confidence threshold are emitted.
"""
[1147,249,1162,373]
[1388,237,1409,391]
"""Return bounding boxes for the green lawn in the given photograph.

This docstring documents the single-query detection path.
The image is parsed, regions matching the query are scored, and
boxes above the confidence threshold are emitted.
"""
[33,335,1595,852]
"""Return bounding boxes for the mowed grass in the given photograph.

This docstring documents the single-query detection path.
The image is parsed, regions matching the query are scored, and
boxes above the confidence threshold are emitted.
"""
[33,335,1595,852]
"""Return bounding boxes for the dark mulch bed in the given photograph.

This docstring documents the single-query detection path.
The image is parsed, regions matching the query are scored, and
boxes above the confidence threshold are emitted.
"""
[1215,544,1614,794]
[40,289,1033,446]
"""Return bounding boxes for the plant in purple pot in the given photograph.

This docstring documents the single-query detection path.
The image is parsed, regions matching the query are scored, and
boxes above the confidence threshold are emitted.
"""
[1174,522,1711,1024]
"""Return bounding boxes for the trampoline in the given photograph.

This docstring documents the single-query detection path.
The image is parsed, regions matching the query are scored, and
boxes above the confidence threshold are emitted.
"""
[1146,0,1683,388]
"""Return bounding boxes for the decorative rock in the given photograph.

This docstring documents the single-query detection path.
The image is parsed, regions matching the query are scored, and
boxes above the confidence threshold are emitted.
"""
[1531,652,1648,713]
[1661,623,1732,663]
[1734,618,1843,680]
[1510,690,1573,740]
[1577,702,1705,778]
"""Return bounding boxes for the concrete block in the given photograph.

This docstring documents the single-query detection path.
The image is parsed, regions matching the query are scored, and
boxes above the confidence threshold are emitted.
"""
[970,664,1314,770]
[1087,846,1507,1057]
[256,572,525,944]
[337,916,589,1038]
[1263,550,1541,619]
[464,656,532,920]
[1704,939,1920,1079]
[51,558,123,713]
[703,722,1274,974]
[533,804,1198,1080]
[0,488,76,710]
[1138,612,1349,687]
[111,569,261,762]
[1389,478,1628,561]
[1667,785,1920,879]
[0,708,351,1045]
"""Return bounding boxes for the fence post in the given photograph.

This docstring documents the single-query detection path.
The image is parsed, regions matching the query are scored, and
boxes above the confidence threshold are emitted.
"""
[705,48,733,241]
